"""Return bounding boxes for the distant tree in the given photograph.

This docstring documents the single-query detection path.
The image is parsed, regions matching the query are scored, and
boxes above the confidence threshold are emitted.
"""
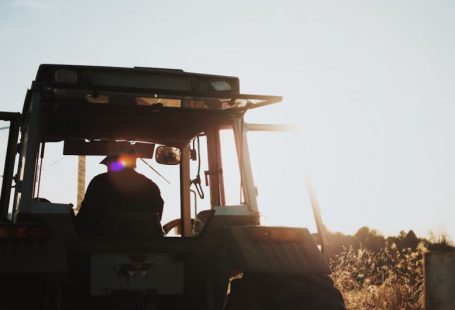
[401,230,419,249]
[353,226,385,251]
[325,230,354,258]
[324,226,454,257]
[399,230,407,239]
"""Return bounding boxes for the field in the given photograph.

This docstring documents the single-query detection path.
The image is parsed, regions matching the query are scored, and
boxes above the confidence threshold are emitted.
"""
[330,244,424,309]
[328,228,453,310]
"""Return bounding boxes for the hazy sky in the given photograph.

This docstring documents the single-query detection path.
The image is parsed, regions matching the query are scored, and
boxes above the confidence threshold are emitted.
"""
[1,0,454,239]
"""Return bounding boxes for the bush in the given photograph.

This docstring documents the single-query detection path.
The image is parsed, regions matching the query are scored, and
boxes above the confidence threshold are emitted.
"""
[330,242,426,310]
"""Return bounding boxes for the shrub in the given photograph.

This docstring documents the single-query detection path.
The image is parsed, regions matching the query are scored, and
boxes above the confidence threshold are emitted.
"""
[330,242,426,310]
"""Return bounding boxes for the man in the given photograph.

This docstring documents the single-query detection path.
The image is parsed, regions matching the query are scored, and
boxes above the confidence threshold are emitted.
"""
[76,154,164,236]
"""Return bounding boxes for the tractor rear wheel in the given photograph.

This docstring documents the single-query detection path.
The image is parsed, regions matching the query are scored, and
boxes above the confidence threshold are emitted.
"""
[224,274,345,310]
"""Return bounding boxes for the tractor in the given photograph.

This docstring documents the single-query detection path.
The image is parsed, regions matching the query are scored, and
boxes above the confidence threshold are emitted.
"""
[0,64,345,309]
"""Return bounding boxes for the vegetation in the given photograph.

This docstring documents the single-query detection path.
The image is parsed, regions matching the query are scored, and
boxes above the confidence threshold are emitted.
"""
[327,227,453,310]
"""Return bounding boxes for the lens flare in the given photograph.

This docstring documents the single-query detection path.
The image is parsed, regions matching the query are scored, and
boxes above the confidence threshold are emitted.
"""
[119,155,136,168]
[109,161,125,171]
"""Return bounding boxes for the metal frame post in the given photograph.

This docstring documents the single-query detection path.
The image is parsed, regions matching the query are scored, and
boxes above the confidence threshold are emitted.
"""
[206,129,222,208]
[180,145,192,236]
[15,91,42,216]
[0,112,21,221]
[233,118,258,213]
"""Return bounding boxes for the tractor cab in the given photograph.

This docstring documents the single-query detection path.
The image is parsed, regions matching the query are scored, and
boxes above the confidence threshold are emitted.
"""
[0,65,344,310]
[3,65,281,236]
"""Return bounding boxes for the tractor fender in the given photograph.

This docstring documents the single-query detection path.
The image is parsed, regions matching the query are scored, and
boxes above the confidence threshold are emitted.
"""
[0,202,75,275]
[226,226,331,275]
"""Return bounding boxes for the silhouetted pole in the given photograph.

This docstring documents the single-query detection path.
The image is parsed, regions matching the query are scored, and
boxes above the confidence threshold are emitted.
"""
[307,182,328,255]
[76,155,86,211]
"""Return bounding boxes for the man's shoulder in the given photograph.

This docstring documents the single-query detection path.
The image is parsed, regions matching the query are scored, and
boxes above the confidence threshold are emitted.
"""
[132,171,160,188]
[89,172,110,184]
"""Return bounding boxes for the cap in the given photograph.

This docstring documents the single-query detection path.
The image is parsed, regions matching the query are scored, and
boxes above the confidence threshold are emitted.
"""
[100,154,137,170]
[100,155,119,165]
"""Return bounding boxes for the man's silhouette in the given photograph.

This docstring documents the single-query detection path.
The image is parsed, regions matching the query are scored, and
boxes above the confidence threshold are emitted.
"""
[76,154,164,236]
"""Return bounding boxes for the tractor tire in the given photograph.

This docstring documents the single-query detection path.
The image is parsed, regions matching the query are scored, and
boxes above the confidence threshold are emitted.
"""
[224,274,345,310]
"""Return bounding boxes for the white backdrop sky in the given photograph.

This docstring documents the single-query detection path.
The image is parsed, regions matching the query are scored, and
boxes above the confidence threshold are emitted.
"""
[1,0,454,239]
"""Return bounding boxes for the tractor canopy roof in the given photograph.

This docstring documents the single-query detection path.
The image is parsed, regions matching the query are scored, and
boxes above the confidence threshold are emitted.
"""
[34,64,282,148]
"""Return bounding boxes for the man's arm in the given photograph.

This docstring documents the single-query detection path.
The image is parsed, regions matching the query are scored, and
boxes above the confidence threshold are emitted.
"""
[147,181,164,220]
[154,185,164,220]
[75,177,102,234]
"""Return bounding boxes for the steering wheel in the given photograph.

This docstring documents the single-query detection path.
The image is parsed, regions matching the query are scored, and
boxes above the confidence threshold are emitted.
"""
[162,218,195,235]
[33,197,51,203]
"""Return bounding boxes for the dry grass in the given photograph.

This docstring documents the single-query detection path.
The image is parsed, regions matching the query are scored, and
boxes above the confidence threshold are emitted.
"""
[330,243,426,310]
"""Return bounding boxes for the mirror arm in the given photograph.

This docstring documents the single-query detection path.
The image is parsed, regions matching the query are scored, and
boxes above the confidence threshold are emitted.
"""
[140,158,171,184]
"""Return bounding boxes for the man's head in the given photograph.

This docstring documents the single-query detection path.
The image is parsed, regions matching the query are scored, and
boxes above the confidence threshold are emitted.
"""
[100,154,137,171]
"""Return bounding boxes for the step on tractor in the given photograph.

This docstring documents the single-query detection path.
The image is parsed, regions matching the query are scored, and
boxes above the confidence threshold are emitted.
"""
[0,65,345,310]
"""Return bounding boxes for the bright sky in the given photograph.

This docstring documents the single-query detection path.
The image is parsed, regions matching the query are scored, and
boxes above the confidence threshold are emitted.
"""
[1,0,454,239]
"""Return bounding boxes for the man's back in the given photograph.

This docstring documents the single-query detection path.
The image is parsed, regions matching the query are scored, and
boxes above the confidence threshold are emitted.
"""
[76,169,164,235]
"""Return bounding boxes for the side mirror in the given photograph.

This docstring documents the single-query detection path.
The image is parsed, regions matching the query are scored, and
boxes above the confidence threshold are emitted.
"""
[155,146,181,165]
